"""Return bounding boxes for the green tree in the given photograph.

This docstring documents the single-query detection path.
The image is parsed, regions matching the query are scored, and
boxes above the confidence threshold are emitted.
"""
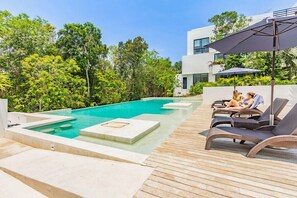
[111,36,148,100]
[244,52,272,76]
[224,54,247,69]
[0,11,56,93]
[173,61,182,73]
[57,22,108,98]
[142,51,177,97]
[209,11,251,41]
[11,54,87,112]
[209,11,251,70]
[279,49,297,80]
[0,73,10,95]
[92,70,126,105]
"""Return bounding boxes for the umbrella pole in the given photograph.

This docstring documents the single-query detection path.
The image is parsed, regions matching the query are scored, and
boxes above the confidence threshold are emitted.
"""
[234,75,236,90]
[270,50,276,125]
[270,20,277,126]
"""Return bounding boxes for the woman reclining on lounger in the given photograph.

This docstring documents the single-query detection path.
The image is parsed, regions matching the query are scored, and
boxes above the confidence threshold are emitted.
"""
[219,92,255,110]
[224,90,243,107]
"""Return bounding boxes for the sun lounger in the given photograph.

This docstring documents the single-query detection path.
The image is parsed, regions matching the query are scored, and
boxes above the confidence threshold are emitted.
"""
[205,103,297,158]
[211,99,230,108]
[211,94,264,118]
[210,98,289,129]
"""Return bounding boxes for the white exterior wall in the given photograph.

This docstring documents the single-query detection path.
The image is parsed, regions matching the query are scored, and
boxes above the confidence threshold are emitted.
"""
[182,25,220,88]
[0,99,8,137]
[203,85,297,106]
[174,74,189,96]
[186,26,216,56]
[182,52,217,74]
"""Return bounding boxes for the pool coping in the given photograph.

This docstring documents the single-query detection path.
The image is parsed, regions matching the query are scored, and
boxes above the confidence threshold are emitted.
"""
[5,97,201,164]
[5,113,148,164]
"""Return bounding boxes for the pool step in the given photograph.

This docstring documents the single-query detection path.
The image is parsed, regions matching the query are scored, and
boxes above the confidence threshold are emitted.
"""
[0,149,153,198]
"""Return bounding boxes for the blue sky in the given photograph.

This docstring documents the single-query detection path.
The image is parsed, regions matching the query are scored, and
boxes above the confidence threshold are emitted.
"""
[1,0,297,62]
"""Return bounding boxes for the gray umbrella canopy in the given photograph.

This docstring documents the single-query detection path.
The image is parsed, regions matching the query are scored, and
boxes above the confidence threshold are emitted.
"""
[215,67,261,90]
[215,67,261,76]
[206,15,297,125]
[207,15,297,53]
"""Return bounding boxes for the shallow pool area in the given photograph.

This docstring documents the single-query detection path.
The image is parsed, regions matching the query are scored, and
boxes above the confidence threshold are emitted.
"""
[29,98,201,154]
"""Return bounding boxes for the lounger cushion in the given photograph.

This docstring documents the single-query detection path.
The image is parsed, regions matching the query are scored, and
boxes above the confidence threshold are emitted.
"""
[231,118,261,129]
[216,127,275,140]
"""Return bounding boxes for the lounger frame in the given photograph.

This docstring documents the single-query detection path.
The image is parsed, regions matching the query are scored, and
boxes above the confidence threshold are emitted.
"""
[205,126,297,158]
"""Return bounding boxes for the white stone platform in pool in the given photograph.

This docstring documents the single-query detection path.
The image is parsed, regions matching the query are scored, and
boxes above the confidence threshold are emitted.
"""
[80,118,160,144]
[162,102,192,109]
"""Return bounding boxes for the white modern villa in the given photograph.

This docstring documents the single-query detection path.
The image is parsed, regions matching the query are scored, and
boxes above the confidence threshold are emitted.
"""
[175,5,297,96]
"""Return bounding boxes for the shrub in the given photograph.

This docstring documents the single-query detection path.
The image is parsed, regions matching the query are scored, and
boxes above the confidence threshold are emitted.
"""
[189,83,204,95]
[189,76,297,96]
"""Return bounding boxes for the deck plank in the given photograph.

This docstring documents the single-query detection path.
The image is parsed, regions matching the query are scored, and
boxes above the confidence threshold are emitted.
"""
[135,104,297,198]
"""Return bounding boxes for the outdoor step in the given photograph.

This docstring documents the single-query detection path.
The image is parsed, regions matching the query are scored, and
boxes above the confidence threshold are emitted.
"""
[0,138,32,159]
[0,149,153,198]
[0,170,45,198]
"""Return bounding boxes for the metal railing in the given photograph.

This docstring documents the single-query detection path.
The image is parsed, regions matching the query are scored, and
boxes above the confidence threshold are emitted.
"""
[273,7,297,18]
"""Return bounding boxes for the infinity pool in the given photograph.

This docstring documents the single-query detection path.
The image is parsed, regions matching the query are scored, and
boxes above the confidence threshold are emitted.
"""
[30,98,201,154]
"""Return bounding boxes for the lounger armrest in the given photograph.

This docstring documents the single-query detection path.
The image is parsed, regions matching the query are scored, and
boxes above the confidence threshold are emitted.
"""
[255,125,276,131]
[239,108,263,115]
[275,117,282,122]
[231,109,262,118]
[248,116,261,120]
[258,120,270,126]
[212,109,239,118]
[292,128,297,135]
[258,118,281,126]
[211,100,231,108]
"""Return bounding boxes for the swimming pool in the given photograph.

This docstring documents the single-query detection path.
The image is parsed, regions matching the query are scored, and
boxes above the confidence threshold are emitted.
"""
[30,98,201,154]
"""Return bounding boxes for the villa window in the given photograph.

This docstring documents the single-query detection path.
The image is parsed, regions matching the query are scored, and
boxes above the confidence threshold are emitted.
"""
[193,38,209,54]
[214,53,225,61]
[193,73,208,84]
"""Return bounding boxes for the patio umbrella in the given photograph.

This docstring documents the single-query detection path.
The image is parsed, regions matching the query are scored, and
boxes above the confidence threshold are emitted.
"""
[206,15,297,125]
[215,67,261,90]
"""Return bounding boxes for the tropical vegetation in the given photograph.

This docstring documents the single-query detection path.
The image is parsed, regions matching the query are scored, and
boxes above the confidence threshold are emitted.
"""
[190,75,296,95]
[0,11,178,112]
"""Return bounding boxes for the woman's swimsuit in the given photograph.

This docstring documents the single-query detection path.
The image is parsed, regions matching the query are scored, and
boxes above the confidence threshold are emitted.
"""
[240,100,249,107]
[233,96,241,102]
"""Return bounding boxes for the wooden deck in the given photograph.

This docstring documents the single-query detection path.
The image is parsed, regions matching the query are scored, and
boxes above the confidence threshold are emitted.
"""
[135,104,297,198]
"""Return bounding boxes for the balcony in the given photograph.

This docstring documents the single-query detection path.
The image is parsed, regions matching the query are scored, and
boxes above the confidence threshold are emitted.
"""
[273,7,297,18]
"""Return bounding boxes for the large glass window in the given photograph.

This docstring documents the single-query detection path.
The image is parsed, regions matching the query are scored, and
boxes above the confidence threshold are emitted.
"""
[214,53,224,61]
[182,77,187,89]
[193,38,209,54]
[193,73,209,84]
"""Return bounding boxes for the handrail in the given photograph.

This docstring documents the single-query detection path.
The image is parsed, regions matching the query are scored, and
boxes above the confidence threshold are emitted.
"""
[273,7,297,18]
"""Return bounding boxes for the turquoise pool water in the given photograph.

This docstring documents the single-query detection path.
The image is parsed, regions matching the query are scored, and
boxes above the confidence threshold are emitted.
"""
[30,98,201,154]
[30,99,175,138]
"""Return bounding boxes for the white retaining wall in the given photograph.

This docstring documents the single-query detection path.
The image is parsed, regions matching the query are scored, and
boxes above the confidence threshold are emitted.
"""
[0,99,8,137]
[203,85,297,105]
